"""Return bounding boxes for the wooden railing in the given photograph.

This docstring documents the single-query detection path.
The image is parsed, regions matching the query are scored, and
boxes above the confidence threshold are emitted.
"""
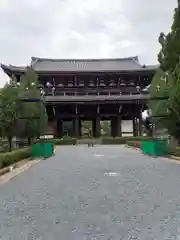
[45,87,148,96]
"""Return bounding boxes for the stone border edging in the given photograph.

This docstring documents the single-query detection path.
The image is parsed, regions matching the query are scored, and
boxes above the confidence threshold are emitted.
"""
[168,155,180,161]
[0,159,30,176]
[0,159,40,185]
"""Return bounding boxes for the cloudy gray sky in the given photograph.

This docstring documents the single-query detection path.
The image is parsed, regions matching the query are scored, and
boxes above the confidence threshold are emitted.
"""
[0,0,177,86]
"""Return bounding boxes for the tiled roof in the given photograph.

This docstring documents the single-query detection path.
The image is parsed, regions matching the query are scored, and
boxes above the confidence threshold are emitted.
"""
[30,56,142,72]
[1,56,158,74]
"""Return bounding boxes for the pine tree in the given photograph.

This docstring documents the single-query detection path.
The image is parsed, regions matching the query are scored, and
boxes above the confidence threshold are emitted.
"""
[149,69,171,128]
[17,68,48,143]
[158,1,180,72]
[150,1,180,140]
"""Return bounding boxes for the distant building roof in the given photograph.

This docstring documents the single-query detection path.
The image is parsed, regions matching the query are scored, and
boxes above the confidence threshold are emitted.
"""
[1,56,158,75]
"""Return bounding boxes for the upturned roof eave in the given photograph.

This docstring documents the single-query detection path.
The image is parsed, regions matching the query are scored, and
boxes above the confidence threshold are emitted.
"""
[1,64,26,76]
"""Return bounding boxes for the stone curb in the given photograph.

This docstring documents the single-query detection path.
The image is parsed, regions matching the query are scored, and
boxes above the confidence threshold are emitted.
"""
[0,159,30,176]
[168,155,180,161]
[0,159,41,185]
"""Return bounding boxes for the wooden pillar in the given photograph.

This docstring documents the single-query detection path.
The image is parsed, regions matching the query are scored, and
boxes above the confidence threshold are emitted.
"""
[79,119,82,137]
[111,117,116,137]
[92,116,101,138]
[46,120,57,136]
[73,117,80,138]
[138,115,143,136]
[96,116,101,138]
[56,120,63,138]
[92,119,95,138]
[116,116,122,137]
[133,117,138,137]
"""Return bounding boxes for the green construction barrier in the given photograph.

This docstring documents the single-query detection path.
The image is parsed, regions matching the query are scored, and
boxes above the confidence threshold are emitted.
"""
[43,142,54,158]
[32,141,54,159]
[32,143,43,158]
[141,139,168,157]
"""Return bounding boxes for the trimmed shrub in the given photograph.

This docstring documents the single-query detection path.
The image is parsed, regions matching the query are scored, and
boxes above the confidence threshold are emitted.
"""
[102,136,153,145]
[53,138,77,145]
[0,148,31,169]
[34,138,77,146]
[168,146,180,157]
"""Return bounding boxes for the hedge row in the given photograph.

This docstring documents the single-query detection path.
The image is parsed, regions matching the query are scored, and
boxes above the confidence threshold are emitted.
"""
[101,137,153,145]
[37,136,154,146]
[53,137,152,145]
[168,146,180,157]
[53,138,77,145]
[35,138,77,145]
[0,148,31,169]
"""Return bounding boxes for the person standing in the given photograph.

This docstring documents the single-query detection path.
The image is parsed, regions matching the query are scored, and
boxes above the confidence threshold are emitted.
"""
[88,129,94,147]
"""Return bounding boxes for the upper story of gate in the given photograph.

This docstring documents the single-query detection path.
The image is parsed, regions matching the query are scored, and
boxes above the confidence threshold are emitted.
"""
[1,56,157,102]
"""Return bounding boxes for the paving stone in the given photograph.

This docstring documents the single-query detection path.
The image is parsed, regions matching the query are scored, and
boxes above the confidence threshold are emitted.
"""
[0,145,180,239]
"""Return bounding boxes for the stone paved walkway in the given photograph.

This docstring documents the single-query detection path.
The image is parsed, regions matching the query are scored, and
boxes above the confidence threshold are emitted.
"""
[0,145,180,239]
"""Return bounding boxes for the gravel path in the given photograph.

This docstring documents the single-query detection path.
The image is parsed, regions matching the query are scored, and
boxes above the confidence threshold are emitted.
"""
[0,145,180,239]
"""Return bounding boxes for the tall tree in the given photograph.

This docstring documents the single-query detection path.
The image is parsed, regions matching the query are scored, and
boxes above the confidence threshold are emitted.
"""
[158,1,180,72]
[150,1,180,140]
[149,69,173,132]
[0,77,19,151]
[167,62,180,139]
[150,70,171,117]
[17,68,48,143]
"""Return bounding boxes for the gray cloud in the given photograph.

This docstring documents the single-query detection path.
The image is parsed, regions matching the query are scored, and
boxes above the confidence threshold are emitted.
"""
[0,0,177,86]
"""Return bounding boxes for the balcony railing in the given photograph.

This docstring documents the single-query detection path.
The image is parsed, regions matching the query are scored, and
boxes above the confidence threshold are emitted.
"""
[44,86,148,96]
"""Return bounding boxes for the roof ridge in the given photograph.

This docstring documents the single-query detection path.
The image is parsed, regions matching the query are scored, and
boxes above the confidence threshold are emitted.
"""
[31,56,139,62]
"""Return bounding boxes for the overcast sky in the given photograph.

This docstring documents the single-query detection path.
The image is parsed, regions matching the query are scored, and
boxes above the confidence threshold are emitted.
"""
[0,0,177,87]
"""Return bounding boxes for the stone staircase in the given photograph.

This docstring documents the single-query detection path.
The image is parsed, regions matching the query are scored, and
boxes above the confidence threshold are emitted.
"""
[77,138,102,145]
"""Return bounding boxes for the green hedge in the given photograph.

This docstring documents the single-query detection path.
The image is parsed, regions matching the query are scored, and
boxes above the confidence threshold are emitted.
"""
[102,137,153,145]
[34,138,77,146]
[53,138,77,145]
[0,148,31,169]
[168,146,180,157]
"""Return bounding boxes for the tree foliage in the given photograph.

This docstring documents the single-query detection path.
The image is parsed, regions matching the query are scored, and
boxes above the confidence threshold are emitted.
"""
[17,68,48,141]
[0,68,48,150]
[150,70,174,133]
[0,77,19,150]
[158,2,180,72]
[150,1,180,140]
[150,69,171,119]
